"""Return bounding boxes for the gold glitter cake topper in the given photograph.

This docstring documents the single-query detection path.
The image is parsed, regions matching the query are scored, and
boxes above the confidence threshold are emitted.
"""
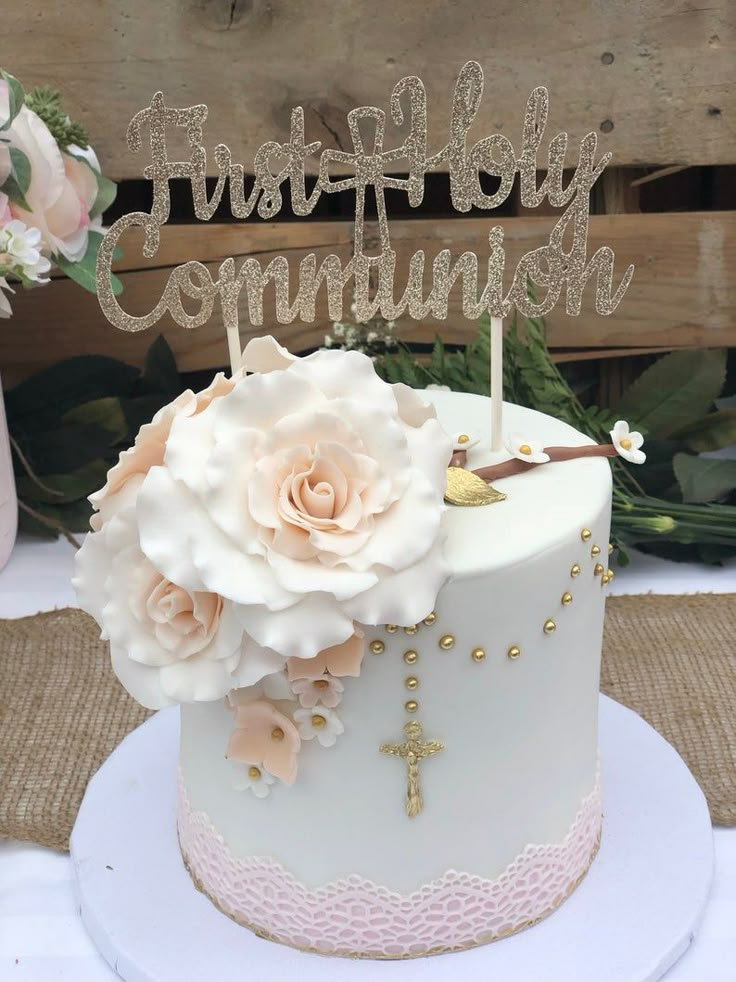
[96,61,634,448]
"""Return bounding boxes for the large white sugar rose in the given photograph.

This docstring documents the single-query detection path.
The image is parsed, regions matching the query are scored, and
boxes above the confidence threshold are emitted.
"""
[73,509,283,709]
[136,342,452,659]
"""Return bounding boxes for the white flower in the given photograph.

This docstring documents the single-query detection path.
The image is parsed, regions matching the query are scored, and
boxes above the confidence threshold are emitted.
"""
[73,509,257,709]
[0,219,52,282]
[451,431,480,453]
[231,760,276,798]
[135,338,452,661]
[293,706,344,747]
[610,420,646,464]
[0,277,13,318]
[291,674,344,709]
[505,433,550,464]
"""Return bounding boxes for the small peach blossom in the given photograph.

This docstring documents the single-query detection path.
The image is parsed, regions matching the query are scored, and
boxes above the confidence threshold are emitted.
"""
[227,700,301,785]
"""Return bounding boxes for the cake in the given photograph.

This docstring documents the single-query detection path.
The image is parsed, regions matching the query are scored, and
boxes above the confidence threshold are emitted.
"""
[72,336,641,960]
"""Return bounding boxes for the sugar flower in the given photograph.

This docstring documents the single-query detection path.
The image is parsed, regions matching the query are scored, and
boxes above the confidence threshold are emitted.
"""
[227,670,294,709]
[291,674,344,709]
[88,373,235,530]
[505,434,550,464]
[135,339,452,661]
[287,631,364,681]
[227,700,301,784]
[294,706,344,748]
[451,431,480,453]
[73,509,252,709]
[610,420,646,464]
[231,760,276,798]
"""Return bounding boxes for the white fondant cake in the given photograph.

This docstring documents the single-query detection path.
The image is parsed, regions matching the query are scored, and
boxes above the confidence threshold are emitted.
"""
[74,342,626,960]
[177,392,611,957]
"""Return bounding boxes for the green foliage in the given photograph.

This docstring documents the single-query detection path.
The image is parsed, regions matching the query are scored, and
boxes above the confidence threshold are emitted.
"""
[7,337,181,539]
[375,317,736,565]
[0,70,24,131]
[3,147,32,210]
[23,85,89,150]
[614,349,727,438]
[54,231,123,296]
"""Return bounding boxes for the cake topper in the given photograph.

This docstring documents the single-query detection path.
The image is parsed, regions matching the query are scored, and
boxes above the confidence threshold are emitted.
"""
[96,61,634,450]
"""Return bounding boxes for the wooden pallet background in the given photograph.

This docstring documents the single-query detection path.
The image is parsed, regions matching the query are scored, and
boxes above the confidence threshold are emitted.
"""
[1,0,734,399]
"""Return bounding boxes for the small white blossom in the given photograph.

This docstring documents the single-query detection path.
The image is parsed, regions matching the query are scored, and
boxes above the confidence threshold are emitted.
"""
[505,434,550,464]
[291,674,344,709]
[0,220,51,283]
[231,760,276,798]
[451,431,480,453]
[610,420,646,464]
[294,706,344,747]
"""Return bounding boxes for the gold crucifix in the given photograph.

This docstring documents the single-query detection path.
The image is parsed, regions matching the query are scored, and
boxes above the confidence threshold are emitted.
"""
[380,721,444,818]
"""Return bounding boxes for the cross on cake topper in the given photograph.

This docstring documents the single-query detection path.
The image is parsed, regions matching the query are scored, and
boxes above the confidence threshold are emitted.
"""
[96,60,634,450]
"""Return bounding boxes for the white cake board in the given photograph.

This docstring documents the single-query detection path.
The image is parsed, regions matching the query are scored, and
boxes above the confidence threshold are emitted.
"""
[71,695,714,982]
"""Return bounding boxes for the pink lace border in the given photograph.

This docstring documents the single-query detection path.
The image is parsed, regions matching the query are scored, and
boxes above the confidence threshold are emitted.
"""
[177,770,602,959]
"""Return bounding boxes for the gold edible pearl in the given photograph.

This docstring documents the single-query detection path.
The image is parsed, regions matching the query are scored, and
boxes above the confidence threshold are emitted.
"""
[403,649,418,665]
[314,679,330,690]
[543,619,556,634]
[594,563,605,577]
[386,624,398,633]
[507,645,521,660]
[404,624,418,635]
[271,727,285,741]
[370,639,385,654]
[248,766,261,780]
[561,591,573,606]
[439,634,455,650]
[457,433,470,444]
[601,572,610,586]
[591,544,601,557]
[607,568,615,582]
[423,611,437,626]
[405,699,418,713]
[312,714,327,729]
[405,676,419,690]
[571,563,581,578]
[620,437,632,450]
[519,443,532,455]
[608,543,614,555]
[581,528,592,541]
[471,647,486,662]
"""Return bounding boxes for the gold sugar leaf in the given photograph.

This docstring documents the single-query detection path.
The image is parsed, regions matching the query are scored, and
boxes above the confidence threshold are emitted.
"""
[444,467,506,507]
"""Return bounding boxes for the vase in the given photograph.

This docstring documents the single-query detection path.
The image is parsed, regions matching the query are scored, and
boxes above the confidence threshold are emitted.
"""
[0,373,18,569]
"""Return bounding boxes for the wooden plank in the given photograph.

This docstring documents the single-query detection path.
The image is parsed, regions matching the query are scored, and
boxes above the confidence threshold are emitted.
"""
[4,1,734,175]
[1,211,734,382]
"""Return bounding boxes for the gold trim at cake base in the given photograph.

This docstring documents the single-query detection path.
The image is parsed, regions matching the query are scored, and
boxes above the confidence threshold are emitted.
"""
[179,830,601,961]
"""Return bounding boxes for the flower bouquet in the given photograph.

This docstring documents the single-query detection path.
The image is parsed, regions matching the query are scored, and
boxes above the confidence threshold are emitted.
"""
[0,69,117,315]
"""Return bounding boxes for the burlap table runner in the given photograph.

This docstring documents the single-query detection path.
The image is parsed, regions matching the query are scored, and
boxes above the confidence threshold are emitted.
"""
[0,595,734,851]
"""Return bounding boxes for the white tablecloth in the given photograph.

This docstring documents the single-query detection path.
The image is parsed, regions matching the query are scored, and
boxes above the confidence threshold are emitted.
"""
[1,537,735,982]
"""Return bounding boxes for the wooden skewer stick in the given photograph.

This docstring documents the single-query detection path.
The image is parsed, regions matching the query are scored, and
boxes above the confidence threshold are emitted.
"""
[472,444,618,482]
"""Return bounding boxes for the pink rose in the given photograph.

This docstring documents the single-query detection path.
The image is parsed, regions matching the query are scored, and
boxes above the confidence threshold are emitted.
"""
[89,372,235,530]
[0,83,99,261]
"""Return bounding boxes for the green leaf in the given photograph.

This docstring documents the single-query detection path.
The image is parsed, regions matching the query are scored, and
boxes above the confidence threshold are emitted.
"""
[16,458,110,505]
[142,335,181,397]
[90,172,117,220]
[0,70,25,131]
[615,349,727,439]
[5,354,139,430]
[672,409,736,453]
[3,147,32,210]
[673,453,736,503]
[54,230,123,296]
[62,397,129,443]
